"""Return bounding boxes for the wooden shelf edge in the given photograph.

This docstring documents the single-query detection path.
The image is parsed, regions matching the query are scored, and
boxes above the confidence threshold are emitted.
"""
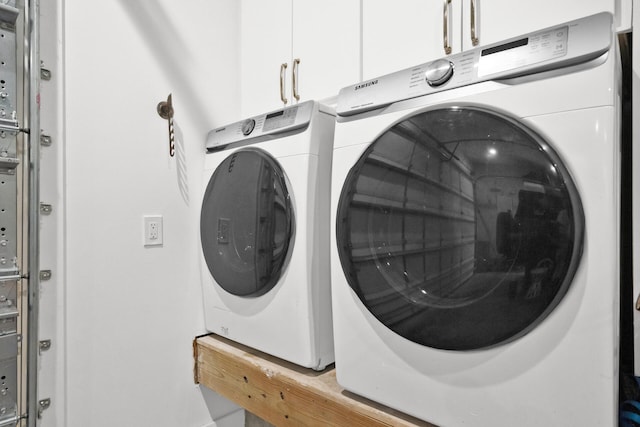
[194,334,435,427]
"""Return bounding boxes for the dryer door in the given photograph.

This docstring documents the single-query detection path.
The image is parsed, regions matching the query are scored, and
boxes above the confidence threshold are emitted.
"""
[336,107,584,350]
[201,148,294,297]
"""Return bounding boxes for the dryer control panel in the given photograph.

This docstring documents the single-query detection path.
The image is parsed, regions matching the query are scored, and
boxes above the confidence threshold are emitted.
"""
[206,101,316,151]
[336,12,612,116]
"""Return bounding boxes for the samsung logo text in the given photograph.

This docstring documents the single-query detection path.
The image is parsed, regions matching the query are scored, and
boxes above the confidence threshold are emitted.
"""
[354,80,378,91]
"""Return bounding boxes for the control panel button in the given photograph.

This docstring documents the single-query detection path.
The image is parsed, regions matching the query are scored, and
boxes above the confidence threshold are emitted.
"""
[425,59,454,86]
[241,119,256,136]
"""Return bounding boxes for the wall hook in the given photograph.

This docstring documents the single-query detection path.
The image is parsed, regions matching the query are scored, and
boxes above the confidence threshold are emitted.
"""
[157,94,175,157]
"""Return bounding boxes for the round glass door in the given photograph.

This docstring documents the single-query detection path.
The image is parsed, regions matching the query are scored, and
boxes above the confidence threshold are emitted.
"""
[201,148,294,297]
[336,107,584,350]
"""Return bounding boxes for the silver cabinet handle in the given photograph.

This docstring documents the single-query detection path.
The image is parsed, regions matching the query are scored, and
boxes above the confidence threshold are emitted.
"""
[292,58,301,102]
[443,0,453,54]
[280,63,288,105]
[470,0,479,46]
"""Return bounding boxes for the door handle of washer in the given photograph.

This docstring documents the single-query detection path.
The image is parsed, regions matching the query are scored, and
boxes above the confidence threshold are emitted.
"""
[470,0,480,46]
[443,0,453,54]
[280,62,288,105]
[292,58,301,102]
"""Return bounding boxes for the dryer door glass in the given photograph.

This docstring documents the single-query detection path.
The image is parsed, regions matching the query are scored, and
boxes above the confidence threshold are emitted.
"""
[336,107,584,350]
[201,148,294,297]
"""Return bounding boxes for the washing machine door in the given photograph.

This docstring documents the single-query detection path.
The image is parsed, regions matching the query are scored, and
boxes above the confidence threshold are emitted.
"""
[201,148,294,297]
[336,107,584,350]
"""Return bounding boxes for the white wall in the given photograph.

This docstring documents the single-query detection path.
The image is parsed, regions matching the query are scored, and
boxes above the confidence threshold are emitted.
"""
[46,1,242,426]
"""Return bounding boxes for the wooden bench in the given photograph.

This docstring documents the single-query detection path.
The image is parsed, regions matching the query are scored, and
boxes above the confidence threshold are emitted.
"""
[194,334,435,427]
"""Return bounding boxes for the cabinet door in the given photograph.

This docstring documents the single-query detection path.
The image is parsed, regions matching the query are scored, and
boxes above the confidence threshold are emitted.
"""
[291,0,361,102]
[461,0,615,51]
[362,0,462,81]
[240,0,292,117]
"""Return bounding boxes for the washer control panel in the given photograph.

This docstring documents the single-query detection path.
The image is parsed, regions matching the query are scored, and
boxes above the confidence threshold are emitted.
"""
[477,27,567,77]
[241,119,256,136]
[206,100,315,151]
[425,59,454,86]
[337,12,612,116]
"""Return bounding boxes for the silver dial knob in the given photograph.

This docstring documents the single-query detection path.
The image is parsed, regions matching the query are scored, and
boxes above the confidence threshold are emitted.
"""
[241,119,256,136]
[425,59,454,86]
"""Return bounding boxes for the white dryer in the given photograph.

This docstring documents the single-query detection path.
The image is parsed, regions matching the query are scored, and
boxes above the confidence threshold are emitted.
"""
[200,100,335,370]
[330,13,620,426]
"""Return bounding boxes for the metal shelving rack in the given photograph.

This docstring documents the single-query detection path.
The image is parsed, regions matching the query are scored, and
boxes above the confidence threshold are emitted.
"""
[0,1,26,425]
[0,0,39,425]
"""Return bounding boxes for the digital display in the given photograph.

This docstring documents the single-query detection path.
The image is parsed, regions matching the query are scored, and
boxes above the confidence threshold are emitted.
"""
[481,38,529,56]
[266,110,284,120]
[263,106,298,131]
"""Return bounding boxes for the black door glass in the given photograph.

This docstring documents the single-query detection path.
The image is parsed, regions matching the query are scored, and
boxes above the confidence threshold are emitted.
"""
[336,107,584,350]
[201,148,293,297]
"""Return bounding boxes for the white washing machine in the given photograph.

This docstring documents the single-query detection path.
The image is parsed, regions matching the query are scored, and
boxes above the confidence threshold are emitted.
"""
[330,13,620,426]
[200,100,335,370]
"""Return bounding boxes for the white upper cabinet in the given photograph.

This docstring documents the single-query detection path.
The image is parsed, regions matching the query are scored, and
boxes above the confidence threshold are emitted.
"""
[362,0,462,81]
[292,0,361,102]
[240,0,622,116]
[240,0,360,118]
[461,0,615,51]
[362,0,616,81]
[240,0,292,118]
